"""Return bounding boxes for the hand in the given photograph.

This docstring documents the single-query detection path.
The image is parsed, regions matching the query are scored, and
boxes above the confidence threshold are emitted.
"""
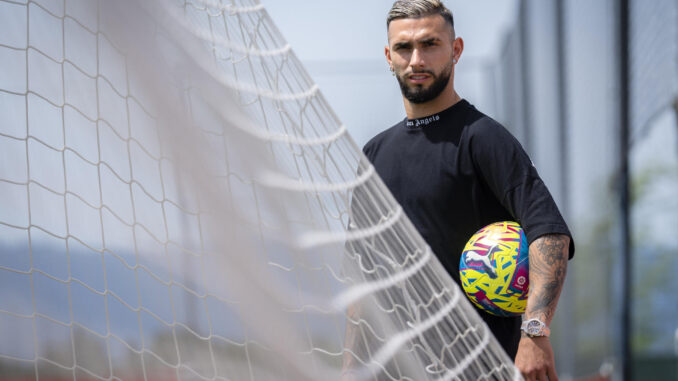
[340,369,361,381]
[515,336,558,381]
[340,351,362,381]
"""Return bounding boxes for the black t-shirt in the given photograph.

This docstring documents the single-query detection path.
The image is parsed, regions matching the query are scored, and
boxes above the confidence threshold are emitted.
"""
[362,99,574,359]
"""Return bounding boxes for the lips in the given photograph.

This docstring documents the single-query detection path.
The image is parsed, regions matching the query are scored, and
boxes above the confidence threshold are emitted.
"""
[408,74,431,84]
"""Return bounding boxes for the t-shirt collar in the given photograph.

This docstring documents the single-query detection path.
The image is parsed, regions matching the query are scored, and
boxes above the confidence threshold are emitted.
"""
[405,99,468,129]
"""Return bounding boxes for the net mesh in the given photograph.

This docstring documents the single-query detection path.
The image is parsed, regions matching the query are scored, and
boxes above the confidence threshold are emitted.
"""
[0,0,519,380]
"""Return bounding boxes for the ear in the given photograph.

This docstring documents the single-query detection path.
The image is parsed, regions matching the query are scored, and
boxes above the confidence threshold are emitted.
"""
[452,37,464,63]
[385,45,392,68]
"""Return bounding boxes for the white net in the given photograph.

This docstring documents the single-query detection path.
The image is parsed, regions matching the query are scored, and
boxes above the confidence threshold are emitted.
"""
[0,0,519,380]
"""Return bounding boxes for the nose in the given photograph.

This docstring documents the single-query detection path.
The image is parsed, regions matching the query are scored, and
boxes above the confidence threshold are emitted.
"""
[409,48,425,69]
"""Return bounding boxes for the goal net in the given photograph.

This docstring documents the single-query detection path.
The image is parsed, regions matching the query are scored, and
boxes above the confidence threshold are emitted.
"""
[0,0,519,380]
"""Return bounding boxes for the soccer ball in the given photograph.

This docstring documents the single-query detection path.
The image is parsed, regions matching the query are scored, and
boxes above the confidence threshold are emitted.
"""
[459,221,529,317]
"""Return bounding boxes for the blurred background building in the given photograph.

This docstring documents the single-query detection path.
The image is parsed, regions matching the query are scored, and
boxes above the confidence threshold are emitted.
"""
[266,0,678,379]
[499,1,678,379]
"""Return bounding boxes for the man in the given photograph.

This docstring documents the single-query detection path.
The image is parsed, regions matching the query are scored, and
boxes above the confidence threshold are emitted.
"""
[357,1,575,380]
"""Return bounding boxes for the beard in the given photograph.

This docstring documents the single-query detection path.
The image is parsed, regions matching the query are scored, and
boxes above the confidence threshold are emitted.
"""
[395,62,453,104]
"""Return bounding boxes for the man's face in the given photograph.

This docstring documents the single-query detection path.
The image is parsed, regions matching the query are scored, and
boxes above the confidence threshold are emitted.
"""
[386,15,458,104]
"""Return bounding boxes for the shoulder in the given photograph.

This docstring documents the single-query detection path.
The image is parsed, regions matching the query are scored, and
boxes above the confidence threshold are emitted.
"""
[465,111,514,143]
[460,108,534,176]
[463,111,525,156]
[362,119,405,158]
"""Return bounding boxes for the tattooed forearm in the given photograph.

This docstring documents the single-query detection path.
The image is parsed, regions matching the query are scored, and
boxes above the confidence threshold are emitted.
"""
[525,234,569,324]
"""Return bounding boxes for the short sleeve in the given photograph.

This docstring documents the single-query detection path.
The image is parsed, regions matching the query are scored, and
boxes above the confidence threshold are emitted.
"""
[469,119,575,258]
[362,137,377,162]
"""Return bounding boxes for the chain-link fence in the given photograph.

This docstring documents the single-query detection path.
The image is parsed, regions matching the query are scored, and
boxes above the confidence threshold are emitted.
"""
[481,0,678,379]
[628,0,678,379]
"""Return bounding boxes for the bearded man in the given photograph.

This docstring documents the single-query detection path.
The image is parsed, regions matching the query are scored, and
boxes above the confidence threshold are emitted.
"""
[354,1,575,380]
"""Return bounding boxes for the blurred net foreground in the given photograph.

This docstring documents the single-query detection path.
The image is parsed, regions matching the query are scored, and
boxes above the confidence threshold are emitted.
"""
[0,0,519,380]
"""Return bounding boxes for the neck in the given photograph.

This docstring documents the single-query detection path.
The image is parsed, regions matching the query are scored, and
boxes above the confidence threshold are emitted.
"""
[404,89,462,119]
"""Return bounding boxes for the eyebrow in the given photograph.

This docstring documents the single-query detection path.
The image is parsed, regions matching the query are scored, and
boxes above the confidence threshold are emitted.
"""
[420,37,441,45]
[393,37,442,50]
[393,41,413,50]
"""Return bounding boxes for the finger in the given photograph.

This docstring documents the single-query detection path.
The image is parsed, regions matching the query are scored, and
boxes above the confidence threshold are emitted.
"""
[547,364,559,381]
[519,369,528,381]
[538,369,548,381]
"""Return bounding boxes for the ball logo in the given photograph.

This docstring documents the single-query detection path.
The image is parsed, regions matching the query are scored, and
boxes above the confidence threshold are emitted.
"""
[517,276,526,286]
[463,249,497,279]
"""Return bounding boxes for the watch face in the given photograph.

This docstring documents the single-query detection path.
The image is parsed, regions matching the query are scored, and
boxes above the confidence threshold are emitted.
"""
[527,320,543,335]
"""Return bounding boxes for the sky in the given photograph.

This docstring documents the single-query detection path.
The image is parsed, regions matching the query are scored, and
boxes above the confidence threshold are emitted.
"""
[262,0,519,147]
[263,0,518,61]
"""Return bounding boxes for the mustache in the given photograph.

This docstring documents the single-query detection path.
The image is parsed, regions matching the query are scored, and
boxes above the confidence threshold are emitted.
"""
[401,69,435,77]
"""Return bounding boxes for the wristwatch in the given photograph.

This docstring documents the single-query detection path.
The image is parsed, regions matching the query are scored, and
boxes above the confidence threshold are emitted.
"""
[521,318,550,337]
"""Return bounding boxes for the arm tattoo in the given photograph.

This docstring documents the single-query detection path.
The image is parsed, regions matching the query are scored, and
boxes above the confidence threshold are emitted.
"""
[527,234,569,323]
